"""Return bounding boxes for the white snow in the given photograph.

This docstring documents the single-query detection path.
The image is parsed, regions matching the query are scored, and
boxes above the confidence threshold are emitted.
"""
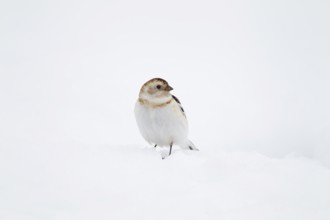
[1,0,330,219]
[1,143,330,220]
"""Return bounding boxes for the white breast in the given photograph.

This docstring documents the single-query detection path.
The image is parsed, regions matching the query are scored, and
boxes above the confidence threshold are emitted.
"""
[134,99,188,147]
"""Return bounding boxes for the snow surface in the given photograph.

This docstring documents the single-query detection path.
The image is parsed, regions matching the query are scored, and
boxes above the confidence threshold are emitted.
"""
[1,0,330,219]
[1,143,330,220]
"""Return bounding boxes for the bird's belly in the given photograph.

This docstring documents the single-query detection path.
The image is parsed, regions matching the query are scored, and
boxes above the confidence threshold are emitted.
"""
[135,102,188,146]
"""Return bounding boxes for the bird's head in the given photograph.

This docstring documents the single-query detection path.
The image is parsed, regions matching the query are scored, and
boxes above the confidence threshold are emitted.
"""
[139,78,173,102]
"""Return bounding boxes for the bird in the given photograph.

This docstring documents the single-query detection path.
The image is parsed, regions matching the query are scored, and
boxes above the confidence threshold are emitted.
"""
[134,78,198,158]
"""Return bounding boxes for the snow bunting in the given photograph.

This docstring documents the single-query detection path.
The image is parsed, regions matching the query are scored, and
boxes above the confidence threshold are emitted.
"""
[134,78,198,158]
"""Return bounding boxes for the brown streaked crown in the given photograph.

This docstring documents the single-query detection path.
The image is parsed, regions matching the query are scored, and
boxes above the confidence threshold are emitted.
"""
[142,78,169,88]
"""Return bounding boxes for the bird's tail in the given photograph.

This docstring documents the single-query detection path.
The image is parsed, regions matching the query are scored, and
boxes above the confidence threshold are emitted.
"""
[187,140,199,151]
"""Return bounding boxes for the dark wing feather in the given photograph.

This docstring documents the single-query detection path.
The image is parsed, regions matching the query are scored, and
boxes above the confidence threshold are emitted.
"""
[172,95,181,104]
[172,95,185,114]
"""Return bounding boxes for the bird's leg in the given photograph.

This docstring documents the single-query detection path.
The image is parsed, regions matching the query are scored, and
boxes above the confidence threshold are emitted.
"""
[162,143,174,159]
[154,144,157,148]
[169,142,173,156]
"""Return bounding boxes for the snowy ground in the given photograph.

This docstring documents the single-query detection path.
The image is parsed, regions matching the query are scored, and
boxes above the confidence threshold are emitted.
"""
[1,143,330,220]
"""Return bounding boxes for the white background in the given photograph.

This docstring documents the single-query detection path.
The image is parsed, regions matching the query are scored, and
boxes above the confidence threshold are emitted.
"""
[1,0,330,219]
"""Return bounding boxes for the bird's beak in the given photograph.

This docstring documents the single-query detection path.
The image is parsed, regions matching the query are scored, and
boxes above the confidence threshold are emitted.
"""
[166,85,173,91]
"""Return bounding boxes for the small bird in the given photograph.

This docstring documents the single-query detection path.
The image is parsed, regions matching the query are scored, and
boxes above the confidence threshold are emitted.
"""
[134,78,198,158]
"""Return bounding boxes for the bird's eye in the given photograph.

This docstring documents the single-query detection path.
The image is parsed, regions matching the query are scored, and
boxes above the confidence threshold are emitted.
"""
[156,85,161,90]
